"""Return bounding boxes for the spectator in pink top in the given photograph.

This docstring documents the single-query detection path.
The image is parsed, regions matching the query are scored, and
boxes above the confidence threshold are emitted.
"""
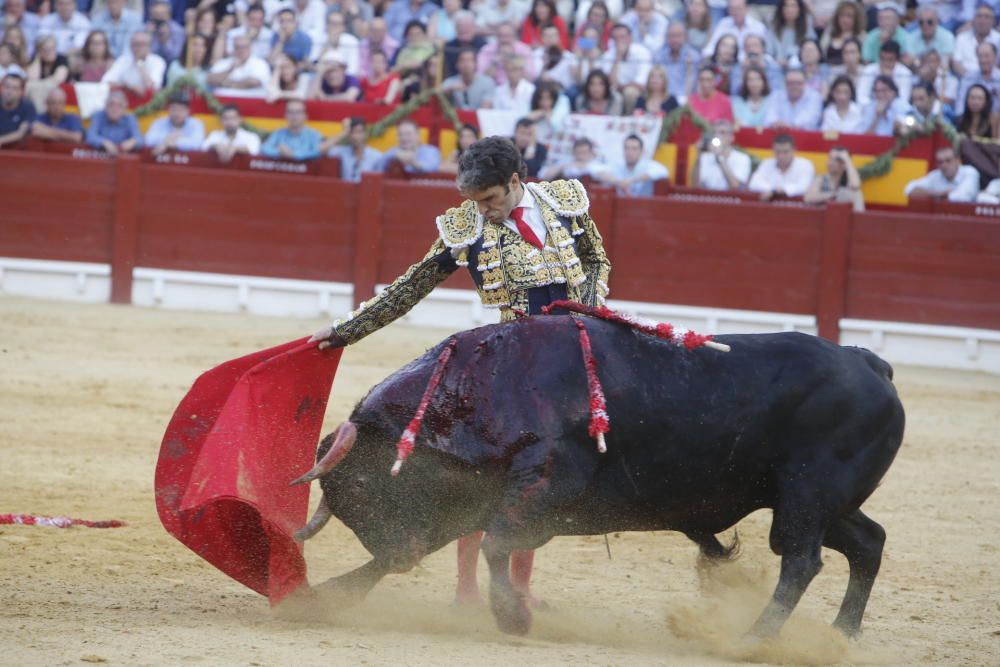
[688,65,734,122]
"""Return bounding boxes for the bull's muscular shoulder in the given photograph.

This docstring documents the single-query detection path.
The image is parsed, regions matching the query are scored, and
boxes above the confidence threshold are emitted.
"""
[529,179,591,217]
[435,199,482,249]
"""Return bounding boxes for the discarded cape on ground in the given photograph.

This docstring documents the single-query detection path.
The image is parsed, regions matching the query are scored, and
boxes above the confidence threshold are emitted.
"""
[155,337,342,604]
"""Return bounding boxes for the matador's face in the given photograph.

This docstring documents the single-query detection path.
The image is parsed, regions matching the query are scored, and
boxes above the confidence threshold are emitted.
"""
[462,174,522,225]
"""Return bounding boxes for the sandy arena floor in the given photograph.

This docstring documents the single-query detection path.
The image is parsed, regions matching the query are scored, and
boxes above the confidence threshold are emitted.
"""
[1,296,998,666]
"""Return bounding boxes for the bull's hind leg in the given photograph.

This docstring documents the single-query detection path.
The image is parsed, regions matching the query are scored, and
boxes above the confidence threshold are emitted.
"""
[822,509,886,637]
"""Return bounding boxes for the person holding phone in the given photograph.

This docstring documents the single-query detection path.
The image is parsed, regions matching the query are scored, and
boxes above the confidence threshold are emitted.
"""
[804,146,864,211]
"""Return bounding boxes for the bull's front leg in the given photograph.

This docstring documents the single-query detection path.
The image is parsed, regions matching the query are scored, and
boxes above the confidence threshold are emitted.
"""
[315,558,390,607]
[481,533,532,635]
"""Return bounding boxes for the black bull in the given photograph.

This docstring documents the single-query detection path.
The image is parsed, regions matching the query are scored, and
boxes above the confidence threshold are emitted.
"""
[293,315,905,638]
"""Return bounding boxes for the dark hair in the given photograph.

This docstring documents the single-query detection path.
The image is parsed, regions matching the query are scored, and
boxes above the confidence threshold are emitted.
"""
[167,92,191,107]
[841,37,861,55]
[774,0,809,43]
[246,3,265,15]
[515,117,535,130]
[824,74,856,106]
[829,0,866,38]
[277,8,296,19]
[456,46,477,62]
[456,136,526,191]
[582,69,612,102]
[573,137,594,150]
[829,144,850,187]
[403,19,426,39]
[81,30,112,63]
[958,84,994,138]
[530,80,560,110]
[712,33,739,64]
[611,22,631,35]
[624,133,643,149]
[879,40,901,58]
[348,116,367,130]
[220,103,240,116]
[457,123,480,155]
[773,133,795,147]
[586,0,610,23]
[529,0,557,27]
[872,74,899,96]
[739,64,771,99]
[397,118,419,131]
[911,81,935,99]
[181,33,212,69]
[799,37,823,63]
[685,0,712,31]
[1,72,25,87]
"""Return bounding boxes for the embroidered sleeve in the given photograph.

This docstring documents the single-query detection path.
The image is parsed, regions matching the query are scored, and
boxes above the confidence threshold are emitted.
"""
[333,239,458,345]
[573,211,611,307]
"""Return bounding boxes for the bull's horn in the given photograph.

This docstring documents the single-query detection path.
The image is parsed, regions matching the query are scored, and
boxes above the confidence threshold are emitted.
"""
[289,421,358,486]
[293,497,333,542]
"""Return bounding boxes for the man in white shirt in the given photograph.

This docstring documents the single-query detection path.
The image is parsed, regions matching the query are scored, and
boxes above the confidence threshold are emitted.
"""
[493,57,534,115]
[101,31,166,95]
[208,34,271,98]
[38,0,90,56]
[600,23,652,111]
[748,134,816,200]
[620,0,669,53]
[541,137,612,180]
[601,134,669,197]
[226,4,274,60]
[533,24,577,90]
[952,4,1000,77]
[904,146,981,203]
[692,119,753,190]
[955,42,1000,113]
[701,0,766,57]
[476,0,531,36]
[310,11,360,73]
[204,104,262,162]
[857,40,912,106]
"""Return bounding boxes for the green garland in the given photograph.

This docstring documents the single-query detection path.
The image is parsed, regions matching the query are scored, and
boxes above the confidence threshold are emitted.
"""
[131,75,269,137]
[658,104,712,144]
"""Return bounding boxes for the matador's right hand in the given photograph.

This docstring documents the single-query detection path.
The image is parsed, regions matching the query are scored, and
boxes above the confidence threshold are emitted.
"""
[308,326,347,350]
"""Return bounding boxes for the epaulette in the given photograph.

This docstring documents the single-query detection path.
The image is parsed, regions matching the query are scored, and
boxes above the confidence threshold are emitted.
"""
[435,200,482,257]
[527,179,591,217]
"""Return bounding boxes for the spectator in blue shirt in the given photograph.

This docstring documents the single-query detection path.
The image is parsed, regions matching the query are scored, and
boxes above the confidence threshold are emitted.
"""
[270,9,313,65]
[85,89,142,153]
[655,22,701,103]
[145,93,206,155]
[0,73,34,147]
[383,0,437,43]
[90,0,143,59]
[322,116,383,182]
[31,86,83,143]
[147,0,186,65]
[378,118,440,173]
[858,74,910,135]
[261,99,322,160]
[764,67,823,129]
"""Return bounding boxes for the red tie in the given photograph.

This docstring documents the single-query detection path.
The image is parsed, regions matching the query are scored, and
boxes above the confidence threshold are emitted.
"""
[511,207,543,249]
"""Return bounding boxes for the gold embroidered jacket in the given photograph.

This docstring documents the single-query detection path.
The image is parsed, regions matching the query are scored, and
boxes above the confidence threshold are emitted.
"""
[334,179,612,345]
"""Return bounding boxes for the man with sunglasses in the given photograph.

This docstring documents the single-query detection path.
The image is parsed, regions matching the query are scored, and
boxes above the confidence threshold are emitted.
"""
[909,6,955,64]
[903,145,981,202]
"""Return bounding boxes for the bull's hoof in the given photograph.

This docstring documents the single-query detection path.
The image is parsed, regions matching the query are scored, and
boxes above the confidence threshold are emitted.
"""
[491,591,533,635]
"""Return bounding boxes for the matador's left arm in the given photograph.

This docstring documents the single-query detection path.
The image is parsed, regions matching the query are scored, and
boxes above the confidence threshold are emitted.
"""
[573,210,611,307]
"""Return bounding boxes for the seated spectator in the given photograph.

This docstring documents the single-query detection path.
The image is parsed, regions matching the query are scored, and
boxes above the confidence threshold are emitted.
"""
[225,4,273,61]
[574,1,613,51]
[634,65,679,115]
[701,0,766,58]
[147,0,184,64]
[689,64,734,122]
[359,18,400,78]
[908,5,954,63]
[821,74,862,132]
[384,0,437,43]
[267,54,308,102]
[311,12,359,75]
[682,0,713,52]
[525,80,570,138]
[956,84,998,138]
[478,22,536,84]
[708,33,739,94]
[955,43,1000,115]
[541,136,611,180]
[0,43,25,79]
[620,0,668,53]
[733,64,771,128]
[101,31,166,96]
[400,52,439,102]
[907,81,942,126]
[283,0,328,48]
[0,73,33,147]
[72,30,114,82]
[952,4,1000,78]
[166,33,211,88]
[322,116,383,181]
[857,40,911,106]
[361,49,401,104]
[208,34,271,98]
[144,93,205,155]
[428,0,461,43]
[772,0,815,66]
[748,133,815,200]
[729,33,783,98]
[575,68,624,114]
[477,0,532,37]
[829,37,863,95]
[600,23,651,112]
[512,117,547,177]
[601,133,668,196]
[90,0,143,59]
[904,145,980,202]
[765,67,822,129]
[795,39,828,98]
[819,0,866,65]
[858,74,909,135]
[976,178,1000,204]
[572,25,606,87]
[261,99,322,160]
[378,118,440,173]
[308,53,361,101]
[25,35,68,106]
[85,89,141,153]
[269,9,313,66]
[392,20,435,76]
[494,57,535,114]
[655,21,700,104]
[31,85,82,143]
[862,2,914,66]
[327,0,375,37]
[38,0,90,56]
[522,0,570,49]
[440,122,478,174]
[692,118,753,190]
[441,48,495,109]
[913,49,958,111]
[804,146,864,211]
[443,11,486,77]
[2,26,30,71]
[534,24,577,91]
[203,104,261,162]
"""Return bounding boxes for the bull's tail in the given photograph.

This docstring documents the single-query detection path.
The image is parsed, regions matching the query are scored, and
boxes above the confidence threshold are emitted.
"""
[693,531,741,562]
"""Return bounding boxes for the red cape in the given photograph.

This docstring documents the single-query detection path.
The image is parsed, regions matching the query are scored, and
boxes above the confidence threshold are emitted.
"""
[155,337,342,604]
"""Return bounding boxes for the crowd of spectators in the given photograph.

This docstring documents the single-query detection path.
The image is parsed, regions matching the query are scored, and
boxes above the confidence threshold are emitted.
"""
[0,0,998,202]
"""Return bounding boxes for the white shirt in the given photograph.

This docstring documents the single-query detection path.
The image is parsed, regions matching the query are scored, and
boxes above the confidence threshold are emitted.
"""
[856,62,912,106]
[311,32,360,73]
[533,47,577,91]
[904,165,981,202]
[619,10,669,53]
[503,186,548,245]
[574,0,624,26]
[476,0,531,30]
[696,150,752,190]
[493,78,535,115]
[210,56,271,98]
[821,103,863,133]
[38,11,90,54]
[226,25,275,60]
[610,158,669,197]
[203,128,262,155]
[952,29,1000,76]
[101,51,167,91]
[748,156,816,197]
[599,42,652,88]
[701,15,767,57]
